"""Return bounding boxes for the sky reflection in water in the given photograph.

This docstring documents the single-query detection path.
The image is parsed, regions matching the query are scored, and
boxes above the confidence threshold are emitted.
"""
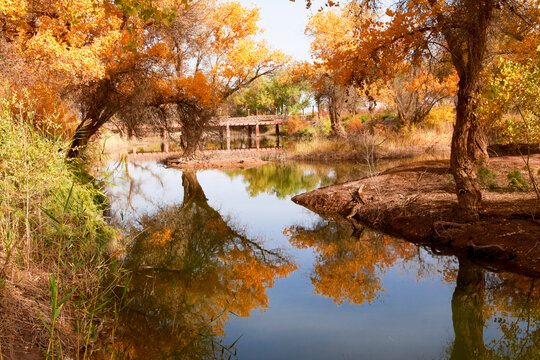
[102,160,540,360]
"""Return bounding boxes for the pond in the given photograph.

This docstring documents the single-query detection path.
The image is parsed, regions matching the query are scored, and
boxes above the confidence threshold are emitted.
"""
[98,159,540,360]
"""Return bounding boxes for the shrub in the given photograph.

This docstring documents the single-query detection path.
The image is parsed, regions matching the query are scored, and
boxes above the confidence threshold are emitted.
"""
[424,104,454,130]
[478,166,498,189]
[346,115,369,133]
[507,170,529,192]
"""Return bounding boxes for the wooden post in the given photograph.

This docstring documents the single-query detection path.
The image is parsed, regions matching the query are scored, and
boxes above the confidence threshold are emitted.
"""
[219,128,224,149]
[226,123,231,151]
[276,124,280,147]
[160,128,169,153]
[248,125,252,148]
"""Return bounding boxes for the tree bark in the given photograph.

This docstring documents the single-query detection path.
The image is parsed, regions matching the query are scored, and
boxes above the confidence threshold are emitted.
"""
[441,0,493,219]
[450,77,487,217]
[329,97,347,138]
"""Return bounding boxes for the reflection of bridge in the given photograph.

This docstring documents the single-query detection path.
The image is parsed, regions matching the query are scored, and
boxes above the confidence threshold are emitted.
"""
[127,147,283,159]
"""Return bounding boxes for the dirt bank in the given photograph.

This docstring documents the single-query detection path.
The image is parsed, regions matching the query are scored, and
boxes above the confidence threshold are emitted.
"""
[164,150,284,170]
[292,156,540,277]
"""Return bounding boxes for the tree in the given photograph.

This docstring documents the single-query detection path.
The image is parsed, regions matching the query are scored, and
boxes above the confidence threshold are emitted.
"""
[296,0,540,218]
[303,5,360,138]
[0,0,184,157]
[158,1,289,156]
[1,0,288,158]
[227,72,310,116]
[392,62,458,125]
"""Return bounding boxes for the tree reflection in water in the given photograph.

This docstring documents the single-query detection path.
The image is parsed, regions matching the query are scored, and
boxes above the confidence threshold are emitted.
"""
[285,220,540,359]
[285,221,418,305]
[98,171,296,359]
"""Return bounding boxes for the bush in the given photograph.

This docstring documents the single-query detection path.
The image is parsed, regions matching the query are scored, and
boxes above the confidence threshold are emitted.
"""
[286,115,331,137]
[346,114,369,133]
[478,166,498,189]
[507,170,529,192]
[424,104,454,130]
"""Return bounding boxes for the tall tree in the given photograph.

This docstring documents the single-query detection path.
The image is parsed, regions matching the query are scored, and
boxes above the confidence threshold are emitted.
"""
[297,0,540,217]
[304,5,360,138]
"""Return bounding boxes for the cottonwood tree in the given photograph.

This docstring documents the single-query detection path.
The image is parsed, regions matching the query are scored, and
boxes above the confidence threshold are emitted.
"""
[0,0,181,157]
[304,5,360,137]
[149,1,289,157]
[1,0,287,158]
[297,0,540,218]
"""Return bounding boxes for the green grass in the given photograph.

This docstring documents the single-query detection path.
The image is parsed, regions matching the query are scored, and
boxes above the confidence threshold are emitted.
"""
[0,90,127,358]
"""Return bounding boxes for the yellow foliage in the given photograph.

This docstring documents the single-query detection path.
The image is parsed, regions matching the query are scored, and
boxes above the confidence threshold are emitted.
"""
[424,104,455,128]
[176,72,218,107]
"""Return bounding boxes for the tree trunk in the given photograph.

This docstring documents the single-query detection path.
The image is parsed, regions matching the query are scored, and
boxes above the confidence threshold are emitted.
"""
[181,124,204,158]
[66,117,109,159]
[441,0,493,219]
[177,101,212,158]
[329,98,347,138]
[67,79,118,159]
[450,77,487,218]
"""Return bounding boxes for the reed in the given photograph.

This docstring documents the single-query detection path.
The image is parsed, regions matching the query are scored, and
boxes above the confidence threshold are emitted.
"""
[0,90,127,359]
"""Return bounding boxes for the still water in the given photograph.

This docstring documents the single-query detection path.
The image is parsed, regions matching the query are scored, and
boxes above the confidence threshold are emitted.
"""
[101,159,540,360]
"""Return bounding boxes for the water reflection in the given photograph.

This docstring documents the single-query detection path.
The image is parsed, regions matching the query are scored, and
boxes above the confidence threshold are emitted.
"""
[101,171,296,359]
[285,220,540,359]
[226,164,322,199]
[224,159,451,201]
[285,221,419,305]
[100,160,540,360]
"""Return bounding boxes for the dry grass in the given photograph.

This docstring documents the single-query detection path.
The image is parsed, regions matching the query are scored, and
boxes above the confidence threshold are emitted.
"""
[290,125,452,162]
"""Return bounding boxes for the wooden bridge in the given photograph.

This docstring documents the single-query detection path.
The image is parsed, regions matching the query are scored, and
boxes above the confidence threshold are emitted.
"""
[108,114,312,153]
[209,115,287,126]
[208,115,287,150]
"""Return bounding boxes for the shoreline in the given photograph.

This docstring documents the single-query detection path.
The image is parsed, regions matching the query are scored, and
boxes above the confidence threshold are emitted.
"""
[292,156,540,277]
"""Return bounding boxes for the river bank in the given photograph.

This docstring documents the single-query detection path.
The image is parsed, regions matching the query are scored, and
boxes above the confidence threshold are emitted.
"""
[292,155,540,277]
[0,99,125,359]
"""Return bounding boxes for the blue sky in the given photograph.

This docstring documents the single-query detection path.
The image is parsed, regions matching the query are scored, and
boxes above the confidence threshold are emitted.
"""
[237,0,327,61]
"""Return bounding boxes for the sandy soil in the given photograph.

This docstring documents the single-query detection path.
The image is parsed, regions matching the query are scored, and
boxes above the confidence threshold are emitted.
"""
[292,155,540,277]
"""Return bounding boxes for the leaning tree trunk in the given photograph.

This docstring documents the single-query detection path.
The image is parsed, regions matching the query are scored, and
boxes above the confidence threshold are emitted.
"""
[67,79,118,159]
[67,116,110,159]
